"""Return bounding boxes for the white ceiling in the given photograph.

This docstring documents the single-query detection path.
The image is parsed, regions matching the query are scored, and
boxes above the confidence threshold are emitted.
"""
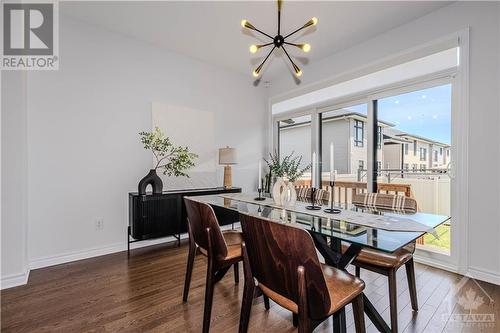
[63,1,451,81]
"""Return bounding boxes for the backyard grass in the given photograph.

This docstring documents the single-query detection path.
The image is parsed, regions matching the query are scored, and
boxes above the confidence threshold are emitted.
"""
[423,224,450,250]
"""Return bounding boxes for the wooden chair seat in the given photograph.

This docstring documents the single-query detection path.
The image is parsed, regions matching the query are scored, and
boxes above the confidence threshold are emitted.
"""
[342,243,415,269]
[199,230,243,261]
[257,264,364,315]
[321,264,365,314]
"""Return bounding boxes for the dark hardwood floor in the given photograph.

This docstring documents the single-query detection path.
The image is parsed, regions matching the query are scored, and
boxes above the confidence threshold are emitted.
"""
[2,240,499,332]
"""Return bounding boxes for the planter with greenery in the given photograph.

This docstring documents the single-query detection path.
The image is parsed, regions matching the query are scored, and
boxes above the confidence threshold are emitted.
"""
[138,127,198,194]
[264,150,311,182]
[264,151,311,205]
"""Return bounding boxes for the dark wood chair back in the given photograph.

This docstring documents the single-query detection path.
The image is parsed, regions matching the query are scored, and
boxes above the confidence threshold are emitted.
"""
[184,198,228,260]
[239,213,331,319]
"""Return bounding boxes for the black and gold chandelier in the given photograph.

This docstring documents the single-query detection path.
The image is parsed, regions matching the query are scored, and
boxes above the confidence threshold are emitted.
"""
[241,0,317,78]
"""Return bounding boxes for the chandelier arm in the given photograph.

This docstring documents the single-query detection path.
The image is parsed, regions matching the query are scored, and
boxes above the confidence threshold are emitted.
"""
[283,25,308,39]
[284,41,300,47]
[251,27,274,40]
[278,0,282,35]
[281,45,294,64]
[260,42,274,47]
[259,45,277,68]
[282,46,300,72]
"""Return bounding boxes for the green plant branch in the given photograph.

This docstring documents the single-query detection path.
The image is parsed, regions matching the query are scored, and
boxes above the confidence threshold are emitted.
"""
[140,127,198,178]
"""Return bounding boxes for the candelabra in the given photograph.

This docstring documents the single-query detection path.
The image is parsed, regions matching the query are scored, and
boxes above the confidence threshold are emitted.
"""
[254,188,265,201]
[324,181,341,214]
[305,187,321,210]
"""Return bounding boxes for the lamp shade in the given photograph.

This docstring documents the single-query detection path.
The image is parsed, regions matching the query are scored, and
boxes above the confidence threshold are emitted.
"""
[219,147,237,165]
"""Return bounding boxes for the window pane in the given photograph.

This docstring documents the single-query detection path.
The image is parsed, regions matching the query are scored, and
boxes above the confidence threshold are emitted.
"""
[378,84,452,254]
[278,115,311,170]
[321,104,367,182]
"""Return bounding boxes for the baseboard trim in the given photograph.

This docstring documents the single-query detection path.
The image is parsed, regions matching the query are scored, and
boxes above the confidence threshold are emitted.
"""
[28,224,241,271]
[1,269,30,290]
[467,267,500,286]
[413,254,459,274]
[29,242,125,270]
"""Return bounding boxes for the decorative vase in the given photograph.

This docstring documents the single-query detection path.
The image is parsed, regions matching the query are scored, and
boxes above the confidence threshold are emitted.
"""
[272,177,285,205]
[138,169,163,195]
[281,179,297,208]
[271,177,297,207]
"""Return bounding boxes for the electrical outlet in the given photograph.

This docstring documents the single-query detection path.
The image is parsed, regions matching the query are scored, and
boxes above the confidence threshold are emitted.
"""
[95,218,104,231]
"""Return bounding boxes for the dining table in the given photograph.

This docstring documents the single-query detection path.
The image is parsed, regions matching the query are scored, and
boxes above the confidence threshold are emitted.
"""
[187,193,450,333]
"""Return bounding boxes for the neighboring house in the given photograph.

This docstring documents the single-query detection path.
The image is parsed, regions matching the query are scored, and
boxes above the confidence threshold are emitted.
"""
[383,128,451,171]
[278,109,451,175]
[279,111,391,174]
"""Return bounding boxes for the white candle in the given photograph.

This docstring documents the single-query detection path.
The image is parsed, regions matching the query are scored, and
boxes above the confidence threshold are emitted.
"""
[258,160,262,189]
[329,143,334,182]
[312,152,316,188]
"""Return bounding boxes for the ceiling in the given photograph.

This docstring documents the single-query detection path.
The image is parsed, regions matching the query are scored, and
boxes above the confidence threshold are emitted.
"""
[63,1,451,81]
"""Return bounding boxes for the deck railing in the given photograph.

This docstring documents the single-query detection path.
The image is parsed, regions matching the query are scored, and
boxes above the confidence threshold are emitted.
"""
[295,179,413,204]
[295,179,424,244]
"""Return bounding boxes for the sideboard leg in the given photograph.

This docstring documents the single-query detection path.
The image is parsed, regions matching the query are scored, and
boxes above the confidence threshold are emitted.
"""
[127,226,131,257]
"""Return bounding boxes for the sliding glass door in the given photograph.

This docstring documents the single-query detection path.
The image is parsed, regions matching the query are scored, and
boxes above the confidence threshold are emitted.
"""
[377,83,453,255]
[271,45,463,268]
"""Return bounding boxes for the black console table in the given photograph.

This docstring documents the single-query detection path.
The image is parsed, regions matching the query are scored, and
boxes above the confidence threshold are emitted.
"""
[128,187,241,255]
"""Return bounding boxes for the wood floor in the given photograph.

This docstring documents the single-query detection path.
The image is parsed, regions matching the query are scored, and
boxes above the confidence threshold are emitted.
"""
[2,240,499,333]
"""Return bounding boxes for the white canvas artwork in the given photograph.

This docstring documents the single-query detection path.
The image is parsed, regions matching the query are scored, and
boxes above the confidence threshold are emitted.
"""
[152,103,217,190]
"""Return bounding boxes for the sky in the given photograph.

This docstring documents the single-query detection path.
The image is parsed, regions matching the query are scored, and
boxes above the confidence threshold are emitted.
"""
[346,84,452,145]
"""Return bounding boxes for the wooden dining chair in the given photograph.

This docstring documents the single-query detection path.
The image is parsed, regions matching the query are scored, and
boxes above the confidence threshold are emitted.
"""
[183,198,243,333]
[344,193,419,333]
[238,213,366,333]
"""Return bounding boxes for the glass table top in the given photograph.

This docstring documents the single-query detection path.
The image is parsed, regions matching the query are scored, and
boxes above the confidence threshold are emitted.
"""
[188,194,450,253]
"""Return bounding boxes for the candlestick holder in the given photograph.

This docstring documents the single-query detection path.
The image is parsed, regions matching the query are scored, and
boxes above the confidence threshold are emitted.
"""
[324,181,341,214]
[305,187,321,210]
[254,188,265,201]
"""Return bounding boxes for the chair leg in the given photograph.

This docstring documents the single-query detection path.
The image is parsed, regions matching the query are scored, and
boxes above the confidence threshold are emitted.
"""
[355,266,361,277]
[238,274,255,333]
[239,242,255,333]
[297,266,311,333]
[292,313,298,327]
[405,258,418,311]
[298,317,311,333]
[234,262,239,284]
[388,269,398,333]
[351,294,366,333]
[182,241,196,302]
[263,294,270,310]
[202,261,215,333]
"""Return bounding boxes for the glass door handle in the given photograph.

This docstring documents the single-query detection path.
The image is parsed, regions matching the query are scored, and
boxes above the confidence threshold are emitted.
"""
[447,161,455,179]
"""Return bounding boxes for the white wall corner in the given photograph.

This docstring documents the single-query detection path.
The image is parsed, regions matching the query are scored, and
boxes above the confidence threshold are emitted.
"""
[1,269,30,290]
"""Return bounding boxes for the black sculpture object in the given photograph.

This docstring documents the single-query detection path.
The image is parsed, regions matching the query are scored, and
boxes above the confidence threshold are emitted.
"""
[138,169,163,195]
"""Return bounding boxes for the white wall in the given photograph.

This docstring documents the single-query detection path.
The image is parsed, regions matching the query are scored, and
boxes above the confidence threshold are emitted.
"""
[1,71,29,288]
[269,2,500,283]
[23,15,268,269]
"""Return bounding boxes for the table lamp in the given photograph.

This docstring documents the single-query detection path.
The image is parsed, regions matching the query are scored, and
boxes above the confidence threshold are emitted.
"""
[219,147,237,189]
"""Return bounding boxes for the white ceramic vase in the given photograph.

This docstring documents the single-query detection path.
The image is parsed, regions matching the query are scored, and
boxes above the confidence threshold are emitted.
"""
[272,177,297,207]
